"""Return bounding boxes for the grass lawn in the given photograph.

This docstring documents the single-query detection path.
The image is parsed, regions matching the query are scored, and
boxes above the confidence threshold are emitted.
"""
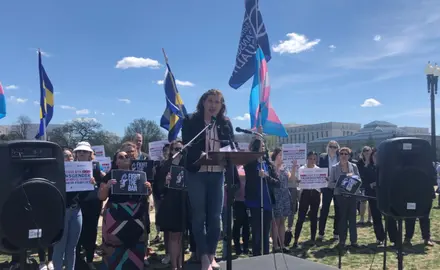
[2,199,440,269]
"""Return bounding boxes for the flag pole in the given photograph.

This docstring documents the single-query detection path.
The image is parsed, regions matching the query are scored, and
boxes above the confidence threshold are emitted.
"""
[161,48,185,118]
[38,48,47,141]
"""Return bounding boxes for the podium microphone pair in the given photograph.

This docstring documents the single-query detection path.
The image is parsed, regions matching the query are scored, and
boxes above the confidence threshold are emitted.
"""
[235,127,265,138]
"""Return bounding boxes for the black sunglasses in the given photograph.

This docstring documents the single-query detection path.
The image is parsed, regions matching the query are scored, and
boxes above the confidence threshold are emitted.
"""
[117,154,129,160]
[174,147,182,152]
[329,146,338,149]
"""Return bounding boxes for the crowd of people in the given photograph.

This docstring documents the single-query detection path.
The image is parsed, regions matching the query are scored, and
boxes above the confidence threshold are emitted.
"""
[7,89,438,270]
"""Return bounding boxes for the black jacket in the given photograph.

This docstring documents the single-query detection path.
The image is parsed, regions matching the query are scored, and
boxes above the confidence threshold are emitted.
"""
[244,159,280,205]
[181,113,235,173]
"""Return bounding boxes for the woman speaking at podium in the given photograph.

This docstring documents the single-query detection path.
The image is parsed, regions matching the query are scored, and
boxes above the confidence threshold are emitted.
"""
[181,89,234,270]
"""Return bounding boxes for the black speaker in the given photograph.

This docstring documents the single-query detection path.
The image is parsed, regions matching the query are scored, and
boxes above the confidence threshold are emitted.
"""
[0,140,66,254]
[377,137,435,219]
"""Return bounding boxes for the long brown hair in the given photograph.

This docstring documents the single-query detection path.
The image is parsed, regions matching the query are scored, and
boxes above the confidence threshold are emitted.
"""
[195,89,227,119]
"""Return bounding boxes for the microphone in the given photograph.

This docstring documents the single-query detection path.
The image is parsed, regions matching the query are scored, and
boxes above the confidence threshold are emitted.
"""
[235,127,264,137]
[208,116,216,130]
[223,126,237,151]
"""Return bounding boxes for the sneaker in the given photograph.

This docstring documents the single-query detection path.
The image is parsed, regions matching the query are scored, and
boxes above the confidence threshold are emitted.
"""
[332,234,339,241]
[39,263,48,270]
[144,258,150,266]
[161,254,171,264]
[424,239,434,246]
[47,262,54,270]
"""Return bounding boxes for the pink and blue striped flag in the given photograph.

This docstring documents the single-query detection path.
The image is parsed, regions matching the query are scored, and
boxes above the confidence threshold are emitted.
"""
[249,47,287,137]
[0,82,6,120]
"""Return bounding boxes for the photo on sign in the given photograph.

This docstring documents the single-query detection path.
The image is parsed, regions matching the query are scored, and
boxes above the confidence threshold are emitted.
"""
[111,169,149,195]
[169,166,186,190]
[131,160,154,180]
[336,174,362,195]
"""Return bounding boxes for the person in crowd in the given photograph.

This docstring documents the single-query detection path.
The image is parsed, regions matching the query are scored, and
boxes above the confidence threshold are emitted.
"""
[134,133,149,160]
[292,151,321,247]
[98,150,152,270]
[156,140,192,270]
[244,137,279,257]
[356,146,373,225]
[121,141,139,160]
[52,142,96,270]
[286,156,299,244]
[152,143,171,264]
[120,140,153,259]
[181,89,235,270]
[232,165,250,255]
[317,140,340,242]
[328,147,360,250]
[361,148,385,245]
[270,148,294,252]
[76,150,106,270]
[35,150,74,270]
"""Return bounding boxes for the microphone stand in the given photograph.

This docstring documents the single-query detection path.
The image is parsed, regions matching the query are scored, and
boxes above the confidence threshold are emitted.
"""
[224,137,235,270]
[173,121,214,159]
[257,134,266,256]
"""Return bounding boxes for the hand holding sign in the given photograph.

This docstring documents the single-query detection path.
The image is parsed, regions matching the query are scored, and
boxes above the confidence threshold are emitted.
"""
[90,177,96,185]
[106,179,117,189]
[145,181,152,194]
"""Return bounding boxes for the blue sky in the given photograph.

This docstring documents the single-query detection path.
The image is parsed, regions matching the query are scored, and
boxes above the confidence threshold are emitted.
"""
[1,0,440,136]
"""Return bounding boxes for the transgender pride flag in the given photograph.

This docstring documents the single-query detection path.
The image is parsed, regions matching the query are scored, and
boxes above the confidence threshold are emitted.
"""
[0,82,6,120]
[249,47,287,137]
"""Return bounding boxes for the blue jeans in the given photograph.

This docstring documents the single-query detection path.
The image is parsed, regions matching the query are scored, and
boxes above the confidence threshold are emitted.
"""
[187,172,224,256]
[52,207,83,270]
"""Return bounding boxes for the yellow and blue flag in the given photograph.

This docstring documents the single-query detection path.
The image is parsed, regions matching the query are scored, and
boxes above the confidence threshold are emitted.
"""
[35,50,54,139]
[160,63,187,142]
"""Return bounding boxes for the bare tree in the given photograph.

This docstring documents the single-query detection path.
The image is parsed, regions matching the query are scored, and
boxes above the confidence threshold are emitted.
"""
[48,118,121,155]
[12,115,32,139]
[122,118,165,152]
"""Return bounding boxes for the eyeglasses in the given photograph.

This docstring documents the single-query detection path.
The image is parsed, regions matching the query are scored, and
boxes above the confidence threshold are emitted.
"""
[117,155,129,160]
[339,152,349,156]
[363,149,371,152]
[329,146,338,149]
[174,147,182,152]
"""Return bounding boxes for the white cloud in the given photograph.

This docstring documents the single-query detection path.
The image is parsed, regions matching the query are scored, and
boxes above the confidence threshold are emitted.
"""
[33,100,39,106]
[32,48,51,57]
[272,33,320,54]
[360,98,382,107]
[75,109,90,115]
[74,117,98,123]
[373,35,382,42]
[234,113,251,121]
[111,112,115,116]
[329,45,336,52]
[60,105,76,110]
[9,96,28,104]
[115,57,161,69]
[118,98,131,104]
[54,91,60,95]
[156,79,195,87]
[5,85,18,90]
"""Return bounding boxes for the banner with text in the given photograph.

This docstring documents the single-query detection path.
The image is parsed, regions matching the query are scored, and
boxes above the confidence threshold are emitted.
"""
[298,167,328,190]
[282,143,307,170]
[148,140,169,161]
[95,157,111,173]
[111,169,149,195]
[92,145,105,157]
[65,161,94,192]
[131,160,154,181]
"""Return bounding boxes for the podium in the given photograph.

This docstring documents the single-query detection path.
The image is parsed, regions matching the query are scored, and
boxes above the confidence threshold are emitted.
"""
[195,151,264,270]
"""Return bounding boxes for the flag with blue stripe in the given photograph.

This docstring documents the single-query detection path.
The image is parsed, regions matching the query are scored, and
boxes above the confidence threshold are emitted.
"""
[160,63,187,142]
[36,50,54,139]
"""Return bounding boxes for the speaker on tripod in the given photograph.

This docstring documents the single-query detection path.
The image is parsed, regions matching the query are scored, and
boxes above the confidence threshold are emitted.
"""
[0,140,66,254]
[376,137,436,219]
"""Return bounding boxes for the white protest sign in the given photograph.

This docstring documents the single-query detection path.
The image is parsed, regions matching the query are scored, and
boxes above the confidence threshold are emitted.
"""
[92,145,105,157]
[148,140,169,161]
[298,168,328,190]
[64,161,94,192]
[95,156,112,173]
[282,143,307,170]
[237,142,249,152]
